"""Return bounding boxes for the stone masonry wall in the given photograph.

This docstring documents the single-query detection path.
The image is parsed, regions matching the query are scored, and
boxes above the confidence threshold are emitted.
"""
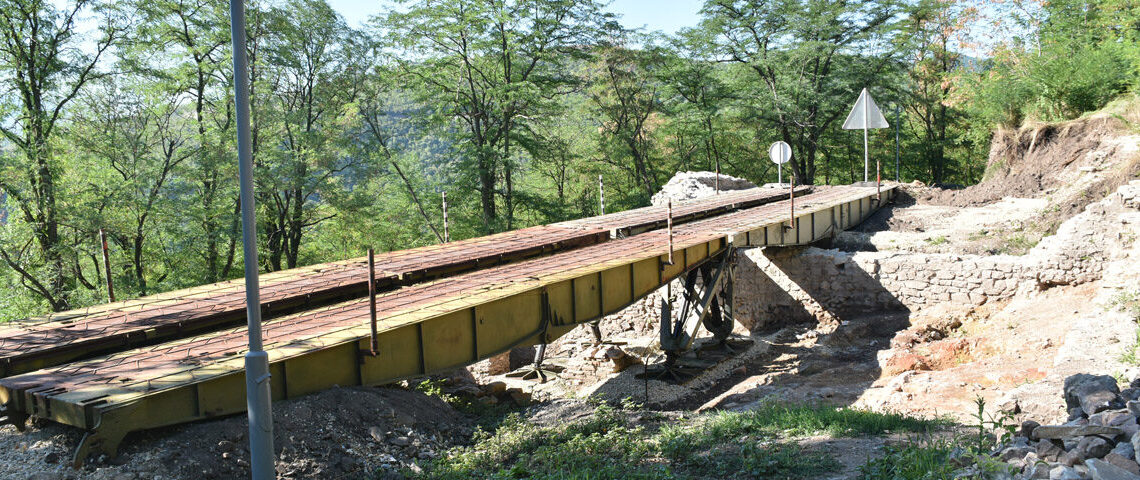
[737,181,1140,331]
[548,181,1140,347]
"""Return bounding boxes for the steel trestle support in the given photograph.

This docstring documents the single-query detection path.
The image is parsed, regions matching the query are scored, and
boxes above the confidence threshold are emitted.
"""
[654,247,737,379]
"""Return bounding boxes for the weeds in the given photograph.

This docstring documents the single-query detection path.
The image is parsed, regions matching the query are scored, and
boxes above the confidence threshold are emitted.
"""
[926,235,949,246]
[859,396,1017,480]
[1112,290,1140,364]
[969,397,1016,452]
[967,230,990,241]
[995,233,1040,255]
[414,379,514,427]
[407,400,943,480]
[1112,290,1140,320]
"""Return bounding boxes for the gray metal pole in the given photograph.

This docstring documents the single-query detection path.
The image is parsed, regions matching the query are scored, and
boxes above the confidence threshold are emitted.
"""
[863,95,869,183]
[894,104,901,183]
[228,1,274,478]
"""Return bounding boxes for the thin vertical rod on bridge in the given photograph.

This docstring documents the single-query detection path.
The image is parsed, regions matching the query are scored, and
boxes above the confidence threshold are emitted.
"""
[715,159,720,194]
[368,248,379,355]
[442,192,449,243]
[229,0,274,477]
[789,173,796,230]
[667,199,674,265]
[598,175,605,215]
[99,229,115,302]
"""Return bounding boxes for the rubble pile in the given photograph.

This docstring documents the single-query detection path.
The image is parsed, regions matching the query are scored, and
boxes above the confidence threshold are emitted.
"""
[650,171,757,206]
[995,374,1140,480]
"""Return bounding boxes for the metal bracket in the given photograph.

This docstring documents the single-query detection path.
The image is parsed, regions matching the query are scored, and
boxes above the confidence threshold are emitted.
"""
[0,403,28,432]
[507,289,564,382]
[72,402,139,468]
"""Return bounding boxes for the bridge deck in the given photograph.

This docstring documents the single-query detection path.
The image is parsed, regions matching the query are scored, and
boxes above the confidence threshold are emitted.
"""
[0,186,807,378]
[0,184,895,465]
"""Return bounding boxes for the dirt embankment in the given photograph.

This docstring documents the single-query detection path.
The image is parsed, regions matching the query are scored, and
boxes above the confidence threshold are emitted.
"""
[917,112,1140,233]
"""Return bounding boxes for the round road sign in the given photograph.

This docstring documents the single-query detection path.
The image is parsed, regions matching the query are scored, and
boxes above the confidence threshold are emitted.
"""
[769,141,792,165]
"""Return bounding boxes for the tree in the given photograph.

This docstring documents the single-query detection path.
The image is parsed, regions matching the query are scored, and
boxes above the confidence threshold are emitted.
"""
[658,30,743,178]
[255,0,369,270]
[381,0,610,233]
[128,0,237,282]
[358,67,446,243]
[589,42,667,201]
[700,0,903,184]
[903,0,969,184]
[0,0,120,310]
[70,81,191,296]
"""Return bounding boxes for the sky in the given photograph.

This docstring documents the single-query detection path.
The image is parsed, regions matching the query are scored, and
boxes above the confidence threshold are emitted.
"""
[325,0,705,33]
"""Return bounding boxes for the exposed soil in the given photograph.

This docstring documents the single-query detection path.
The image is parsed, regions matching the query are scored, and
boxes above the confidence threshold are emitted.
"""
[2,386,473,480]
[913,114,1140,247]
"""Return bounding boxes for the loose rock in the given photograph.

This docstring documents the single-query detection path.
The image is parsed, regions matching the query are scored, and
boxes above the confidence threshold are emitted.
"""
[1065,374,1122,415]
[1104,453,1140,475]
[1034,425,1124,439]
[1079,436,1114,460]
[1085,458,1140,480]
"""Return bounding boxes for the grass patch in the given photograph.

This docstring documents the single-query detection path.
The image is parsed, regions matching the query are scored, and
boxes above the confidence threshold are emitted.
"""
[859,437,962,479]
[859,437,1016,480]
[1113,291,1140,365]
[995,233,1040,255]
[414,379,515,428]
[925,235,949,246]
[406,400,945,480]
[663,403,946,441]
[859,397,1018,480]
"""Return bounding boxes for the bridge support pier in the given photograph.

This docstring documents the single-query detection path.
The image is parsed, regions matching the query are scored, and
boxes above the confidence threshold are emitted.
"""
[648,247,737,381]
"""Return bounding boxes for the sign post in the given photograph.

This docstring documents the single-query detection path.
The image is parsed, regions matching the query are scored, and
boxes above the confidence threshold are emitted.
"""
[768,141,791,185]
[768,141,794,228]
[842,88,890,198]
[228,0,275,478]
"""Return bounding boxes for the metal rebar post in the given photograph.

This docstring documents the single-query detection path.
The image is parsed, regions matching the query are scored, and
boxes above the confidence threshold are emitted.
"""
[715,158,720,194]
[228,0,275,477]
[667,199,674,265]
[368,248,378,355]
[442,192,449,243]
[99,229,115,302]
[598,175,605,215]
[789,174,796,230]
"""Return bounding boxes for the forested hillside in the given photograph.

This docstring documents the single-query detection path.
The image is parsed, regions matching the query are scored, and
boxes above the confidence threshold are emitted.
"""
[0,0,1136,318]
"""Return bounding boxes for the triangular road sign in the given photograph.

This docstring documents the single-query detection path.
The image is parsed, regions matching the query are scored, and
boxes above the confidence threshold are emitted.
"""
[842,88,889,130]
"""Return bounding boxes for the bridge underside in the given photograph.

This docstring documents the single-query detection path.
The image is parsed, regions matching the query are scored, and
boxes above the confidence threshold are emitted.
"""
[0,184,896,466]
